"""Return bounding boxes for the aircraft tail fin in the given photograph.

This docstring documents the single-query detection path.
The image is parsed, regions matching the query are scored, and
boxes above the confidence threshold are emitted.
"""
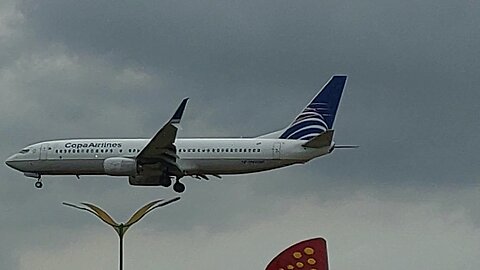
[267,75,347,140]
[265,237,329,270]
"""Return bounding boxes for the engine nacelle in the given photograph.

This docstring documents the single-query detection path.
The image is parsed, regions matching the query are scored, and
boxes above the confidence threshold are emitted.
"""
[103,157,137,176]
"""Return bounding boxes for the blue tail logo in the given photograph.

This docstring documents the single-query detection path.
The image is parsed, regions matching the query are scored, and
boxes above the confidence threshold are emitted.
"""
[279,75,347,140]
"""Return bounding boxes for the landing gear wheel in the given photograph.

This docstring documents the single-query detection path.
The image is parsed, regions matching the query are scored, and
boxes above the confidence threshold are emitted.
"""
[35,181,43,189]
[160,177,172,187]
[173,181,186,193]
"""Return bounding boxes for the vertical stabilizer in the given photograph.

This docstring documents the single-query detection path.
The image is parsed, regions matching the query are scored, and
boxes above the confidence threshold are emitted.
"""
[277,75,347,140]
[266,237,329,270]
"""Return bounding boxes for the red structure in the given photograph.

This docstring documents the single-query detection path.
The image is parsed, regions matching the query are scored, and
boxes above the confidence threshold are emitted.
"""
[266,238,328,270]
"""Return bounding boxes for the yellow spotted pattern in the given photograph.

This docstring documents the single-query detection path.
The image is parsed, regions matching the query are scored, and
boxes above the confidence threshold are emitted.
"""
[304,247,314,255]
[293,252,302,259]
[276,246,318,270]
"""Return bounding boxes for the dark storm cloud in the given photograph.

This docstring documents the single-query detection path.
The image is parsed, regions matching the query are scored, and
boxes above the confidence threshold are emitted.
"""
[2,0,478,228]
[2,0,480,269]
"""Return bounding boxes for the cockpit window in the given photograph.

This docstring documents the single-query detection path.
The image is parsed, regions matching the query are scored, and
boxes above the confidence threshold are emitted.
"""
[19,149,30,154]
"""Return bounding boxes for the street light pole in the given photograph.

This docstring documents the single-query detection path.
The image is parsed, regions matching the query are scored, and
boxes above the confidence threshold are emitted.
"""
[119,223,124,270]
[63,197,180,270]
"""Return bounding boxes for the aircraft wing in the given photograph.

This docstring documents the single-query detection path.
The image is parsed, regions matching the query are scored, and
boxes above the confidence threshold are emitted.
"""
[136,98,189,177]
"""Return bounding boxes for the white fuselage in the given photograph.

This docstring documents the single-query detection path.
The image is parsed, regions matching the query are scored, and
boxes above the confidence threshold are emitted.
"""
[5,138,330,177]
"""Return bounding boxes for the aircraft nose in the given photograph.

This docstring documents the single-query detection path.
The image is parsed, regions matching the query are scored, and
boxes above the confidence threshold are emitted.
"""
[5,155,16,169]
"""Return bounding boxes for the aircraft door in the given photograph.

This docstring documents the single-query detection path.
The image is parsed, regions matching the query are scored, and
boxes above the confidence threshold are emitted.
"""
[273,142,281,159]
[40,143,49,160]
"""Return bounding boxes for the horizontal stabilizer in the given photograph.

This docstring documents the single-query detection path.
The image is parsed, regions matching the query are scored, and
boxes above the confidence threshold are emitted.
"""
[334,145,359,149]
[302,130,334,148]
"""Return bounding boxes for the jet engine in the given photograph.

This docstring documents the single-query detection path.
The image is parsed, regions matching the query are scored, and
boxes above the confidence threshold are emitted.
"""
[103,157,137,176]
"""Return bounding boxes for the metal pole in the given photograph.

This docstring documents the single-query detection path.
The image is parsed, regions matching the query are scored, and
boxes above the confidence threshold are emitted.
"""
[119,231,123,270]
[119,224,124,270]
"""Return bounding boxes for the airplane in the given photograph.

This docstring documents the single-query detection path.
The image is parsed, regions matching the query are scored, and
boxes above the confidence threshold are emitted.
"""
[5,75,355,193]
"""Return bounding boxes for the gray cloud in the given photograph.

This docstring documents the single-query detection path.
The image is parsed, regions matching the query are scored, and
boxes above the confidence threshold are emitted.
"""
[12,190,480,270]
[1,0,480,269]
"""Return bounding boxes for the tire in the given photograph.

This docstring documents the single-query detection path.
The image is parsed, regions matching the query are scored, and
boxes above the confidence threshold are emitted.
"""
[35,181,43,189]
[173,182,186,193]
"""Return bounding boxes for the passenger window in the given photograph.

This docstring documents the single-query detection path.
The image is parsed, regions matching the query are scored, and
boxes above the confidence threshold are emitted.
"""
[95,149,99,153]
[119,149,123,153]
[86,149,89,153]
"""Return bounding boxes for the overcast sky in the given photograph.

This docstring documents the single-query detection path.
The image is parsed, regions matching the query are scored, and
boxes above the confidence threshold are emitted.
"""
[1,0,480,269]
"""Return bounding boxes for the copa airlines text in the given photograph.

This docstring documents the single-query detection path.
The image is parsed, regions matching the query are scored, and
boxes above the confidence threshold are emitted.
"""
[5,75,355,193]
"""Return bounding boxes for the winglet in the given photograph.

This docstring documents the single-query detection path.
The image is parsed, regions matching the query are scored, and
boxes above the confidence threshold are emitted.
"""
[170,98,189,124]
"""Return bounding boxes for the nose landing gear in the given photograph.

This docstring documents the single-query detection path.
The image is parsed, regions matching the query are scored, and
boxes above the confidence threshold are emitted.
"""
[34,178,43,189]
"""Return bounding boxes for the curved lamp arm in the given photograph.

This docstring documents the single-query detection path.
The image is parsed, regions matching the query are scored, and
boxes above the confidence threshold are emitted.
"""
[63,202,119,227]
[124,197,180,230]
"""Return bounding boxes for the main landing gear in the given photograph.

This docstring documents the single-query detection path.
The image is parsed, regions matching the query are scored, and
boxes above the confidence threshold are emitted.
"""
[173,180,186,193]
[159,175,185,193]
